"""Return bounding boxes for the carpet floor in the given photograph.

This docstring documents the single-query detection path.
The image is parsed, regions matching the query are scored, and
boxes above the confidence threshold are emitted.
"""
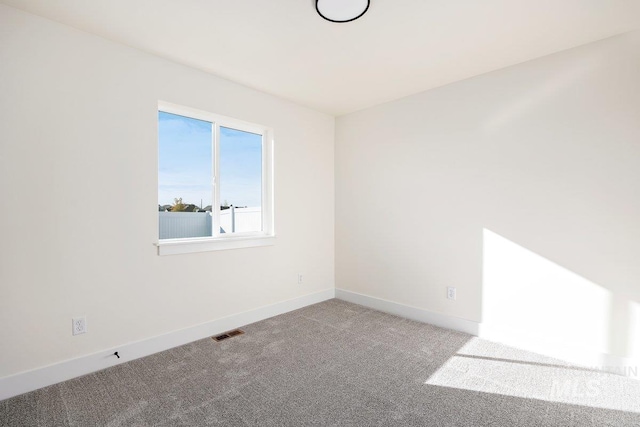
[2,299,639,426]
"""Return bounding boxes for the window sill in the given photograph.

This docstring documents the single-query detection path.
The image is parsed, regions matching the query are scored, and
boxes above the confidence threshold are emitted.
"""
[156,235,276,256]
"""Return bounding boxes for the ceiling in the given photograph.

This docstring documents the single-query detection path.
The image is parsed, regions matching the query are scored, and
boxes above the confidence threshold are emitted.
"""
[3,0,639,115]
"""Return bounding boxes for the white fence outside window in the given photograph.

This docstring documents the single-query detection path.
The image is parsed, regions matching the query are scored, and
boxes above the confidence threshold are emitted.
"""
[159,207,261,239]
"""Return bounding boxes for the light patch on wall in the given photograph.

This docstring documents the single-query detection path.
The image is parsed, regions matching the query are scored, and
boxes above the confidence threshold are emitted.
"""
[425,337,640,413]
[480,228,611,364]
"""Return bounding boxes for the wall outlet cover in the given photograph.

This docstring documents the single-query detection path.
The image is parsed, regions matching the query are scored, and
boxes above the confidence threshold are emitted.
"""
[72,317,87,335]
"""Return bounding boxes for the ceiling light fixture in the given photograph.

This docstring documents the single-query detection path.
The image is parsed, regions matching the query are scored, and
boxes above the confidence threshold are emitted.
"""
[316,0,370,23]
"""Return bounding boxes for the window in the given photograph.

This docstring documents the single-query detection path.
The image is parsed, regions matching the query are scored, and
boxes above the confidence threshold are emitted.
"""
[157,101,274,255]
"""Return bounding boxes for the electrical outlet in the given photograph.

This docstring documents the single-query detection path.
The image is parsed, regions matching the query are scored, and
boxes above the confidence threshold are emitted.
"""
[447,287,457,301]
[72,317,87,335]
[298,273,304,284]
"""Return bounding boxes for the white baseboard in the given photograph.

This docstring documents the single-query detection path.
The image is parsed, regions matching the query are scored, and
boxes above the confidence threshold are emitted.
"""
[335,288,639,379]
[478,324,640,378]
[0,288,335,401]
[335,288,479,335]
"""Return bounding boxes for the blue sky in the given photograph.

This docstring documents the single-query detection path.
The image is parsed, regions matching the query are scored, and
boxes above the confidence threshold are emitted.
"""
[158,112,262,208]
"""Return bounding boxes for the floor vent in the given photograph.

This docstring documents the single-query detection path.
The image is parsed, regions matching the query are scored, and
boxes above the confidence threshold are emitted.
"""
[213,329,244,342]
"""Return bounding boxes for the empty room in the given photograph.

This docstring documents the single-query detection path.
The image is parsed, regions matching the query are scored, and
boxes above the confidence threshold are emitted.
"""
[1,1,639,425]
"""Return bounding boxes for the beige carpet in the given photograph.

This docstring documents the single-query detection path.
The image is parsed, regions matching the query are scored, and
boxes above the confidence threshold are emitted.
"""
[2,299,639,426]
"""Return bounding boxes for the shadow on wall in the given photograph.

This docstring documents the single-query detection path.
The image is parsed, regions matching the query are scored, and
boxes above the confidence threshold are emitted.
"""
[479,228,640,369]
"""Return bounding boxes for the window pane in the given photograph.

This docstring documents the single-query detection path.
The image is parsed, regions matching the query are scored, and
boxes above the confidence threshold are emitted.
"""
[158,111,213,239]
[219,126,262,234]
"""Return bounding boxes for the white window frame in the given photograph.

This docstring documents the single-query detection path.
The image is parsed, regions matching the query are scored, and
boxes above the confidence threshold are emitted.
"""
[156,101,275,255]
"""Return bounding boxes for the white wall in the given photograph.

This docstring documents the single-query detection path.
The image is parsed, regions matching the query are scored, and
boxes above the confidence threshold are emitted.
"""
[0,5,334,379]
[336,32,640,361]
